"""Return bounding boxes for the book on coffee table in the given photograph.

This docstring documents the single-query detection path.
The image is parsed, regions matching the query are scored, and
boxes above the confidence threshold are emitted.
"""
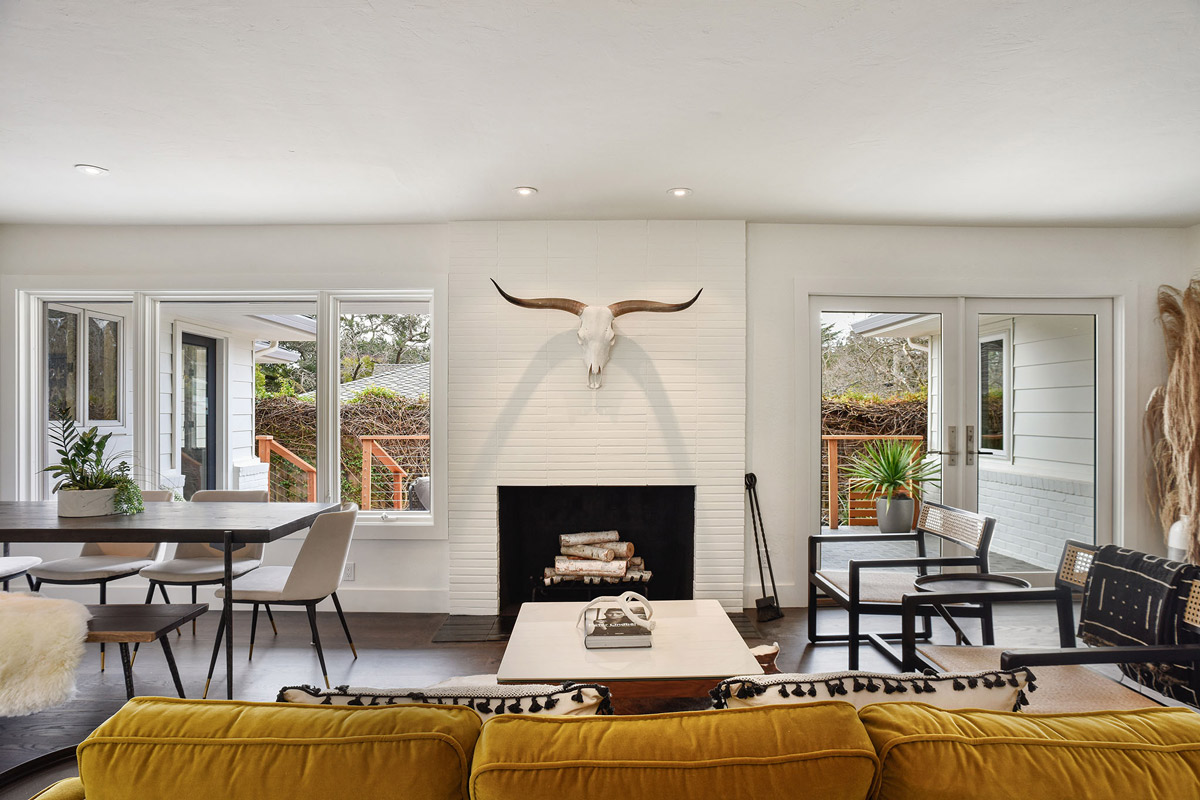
[584,606,653,649]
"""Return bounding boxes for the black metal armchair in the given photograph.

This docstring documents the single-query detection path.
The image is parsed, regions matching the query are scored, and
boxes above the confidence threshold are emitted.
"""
[907,540,1200,711]
[808,501,996,669]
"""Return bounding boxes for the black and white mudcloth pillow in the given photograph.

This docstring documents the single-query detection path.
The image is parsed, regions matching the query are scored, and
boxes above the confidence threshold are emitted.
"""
[711,668,1037,713]
[277,681,614,720]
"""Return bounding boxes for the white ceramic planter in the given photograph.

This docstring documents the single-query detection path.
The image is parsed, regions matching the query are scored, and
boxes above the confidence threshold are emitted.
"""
[1168,517,1191,562]
[57,487,118,517]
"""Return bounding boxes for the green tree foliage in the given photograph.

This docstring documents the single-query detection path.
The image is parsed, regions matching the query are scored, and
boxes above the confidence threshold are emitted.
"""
[255,313,430,398]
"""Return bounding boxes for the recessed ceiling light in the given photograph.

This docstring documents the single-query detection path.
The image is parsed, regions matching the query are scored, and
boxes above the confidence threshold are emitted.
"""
[513,186,538,196]
[668,187,692,197]
[74,164,109,176]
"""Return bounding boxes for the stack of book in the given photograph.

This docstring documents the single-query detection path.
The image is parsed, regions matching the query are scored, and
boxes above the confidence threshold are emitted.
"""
[541,530,653,586]
[583,604,653,649]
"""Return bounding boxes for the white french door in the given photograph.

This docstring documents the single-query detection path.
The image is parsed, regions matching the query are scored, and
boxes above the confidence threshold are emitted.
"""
[813,295,1112,578]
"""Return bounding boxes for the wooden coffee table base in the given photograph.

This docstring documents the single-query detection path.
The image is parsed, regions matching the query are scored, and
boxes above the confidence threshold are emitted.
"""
[603,678,719,714]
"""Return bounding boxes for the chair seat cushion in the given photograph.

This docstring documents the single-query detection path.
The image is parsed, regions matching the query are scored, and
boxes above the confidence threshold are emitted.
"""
[816,569,922,603]
[0,556,41,580]
[215,565,291,601]
[918,644,1163,713]
[77,697,481,800]
[29,556,154,581]
[140,558,261,583]
[860,702,1200,800]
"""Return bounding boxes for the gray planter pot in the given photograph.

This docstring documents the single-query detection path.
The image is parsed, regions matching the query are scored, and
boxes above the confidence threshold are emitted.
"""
[876,496,915,533]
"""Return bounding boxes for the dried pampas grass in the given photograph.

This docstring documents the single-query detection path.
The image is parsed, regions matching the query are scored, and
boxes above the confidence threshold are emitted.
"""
[1148,280,1200,562]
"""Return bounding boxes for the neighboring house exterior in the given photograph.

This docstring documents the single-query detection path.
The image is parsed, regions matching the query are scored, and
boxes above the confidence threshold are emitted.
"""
[853,313,1095,570]
[303,363,430,402]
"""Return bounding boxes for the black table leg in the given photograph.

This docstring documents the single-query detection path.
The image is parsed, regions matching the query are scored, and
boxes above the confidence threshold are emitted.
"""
[159,635,186,698]
[223,531,234,699]
[118,642,135,700]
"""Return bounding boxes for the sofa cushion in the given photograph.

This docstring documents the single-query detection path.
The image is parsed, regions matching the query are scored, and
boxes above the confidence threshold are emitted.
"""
[712,668,1035,712]
[28,778,84,800]
[860,702,1200,800]
[277,680,613,720]
[76,696,480,800]
[470,702,878,799]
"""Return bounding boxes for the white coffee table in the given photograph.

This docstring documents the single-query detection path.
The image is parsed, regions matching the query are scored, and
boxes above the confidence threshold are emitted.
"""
[498,599,763,711]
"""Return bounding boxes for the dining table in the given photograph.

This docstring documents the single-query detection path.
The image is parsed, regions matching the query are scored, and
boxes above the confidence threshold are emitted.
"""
[0,500,340,699]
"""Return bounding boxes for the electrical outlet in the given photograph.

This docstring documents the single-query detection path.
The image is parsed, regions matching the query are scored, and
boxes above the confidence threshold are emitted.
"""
[342,562,355,582]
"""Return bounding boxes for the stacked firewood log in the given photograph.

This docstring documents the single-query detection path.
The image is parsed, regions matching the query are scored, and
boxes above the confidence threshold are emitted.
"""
[542,530,653,586]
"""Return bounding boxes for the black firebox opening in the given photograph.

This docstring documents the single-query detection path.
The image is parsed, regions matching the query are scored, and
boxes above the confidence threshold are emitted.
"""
[497,485,696,616]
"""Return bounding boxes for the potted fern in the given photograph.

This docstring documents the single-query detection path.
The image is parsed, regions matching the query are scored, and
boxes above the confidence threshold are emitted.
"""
[44,405,144,517]
[843,439,940,533]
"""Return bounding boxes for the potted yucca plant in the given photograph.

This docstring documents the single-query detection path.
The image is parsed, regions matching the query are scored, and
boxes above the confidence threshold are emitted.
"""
[44,405,144,517]
[843,439,940,533]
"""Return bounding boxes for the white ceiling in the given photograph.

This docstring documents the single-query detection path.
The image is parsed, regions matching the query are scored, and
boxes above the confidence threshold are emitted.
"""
[2,0,1198,226]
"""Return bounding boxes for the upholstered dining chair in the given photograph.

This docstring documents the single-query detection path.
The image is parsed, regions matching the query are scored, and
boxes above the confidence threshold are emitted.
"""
[138,489,269,627]
[0,543,40,592]
[28,490,173,670]
[203,503,359,698]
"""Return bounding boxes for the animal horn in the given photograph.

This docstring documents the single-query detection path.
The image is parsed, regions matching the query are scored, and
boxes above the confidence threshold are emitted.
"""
[491,279,586,316]
[608,289,702,318]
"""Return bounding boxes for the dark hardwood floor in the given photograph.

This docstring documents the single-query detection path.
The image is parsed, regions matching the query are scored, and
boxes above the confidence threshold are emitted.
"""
[0,601,1068,776]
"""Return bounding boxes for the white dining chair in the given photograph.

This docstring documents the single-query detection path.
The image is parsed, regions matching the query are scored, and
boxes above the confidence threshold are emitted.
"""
[28,489,174,670]
[138,490,270,628]
[0,543,40,592]
[203,503,359,697]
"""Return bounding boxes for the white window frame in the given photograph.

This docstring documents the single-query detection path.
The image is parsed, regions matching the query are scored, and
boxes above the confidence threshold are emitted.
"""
[977,326,1012,462]
[12,286,446,541]
[44,303,127,428]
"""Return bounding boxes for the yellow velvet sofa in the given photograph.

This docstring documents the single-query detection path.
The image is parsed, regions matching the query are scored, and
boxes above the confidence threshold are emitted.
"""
[31,696,1200,800]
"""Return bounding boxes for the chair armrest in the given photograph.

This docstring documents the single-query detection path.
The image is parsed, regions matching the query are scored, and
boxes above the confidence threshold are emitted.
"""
[1001,644,1200,670]
[811,533,921,544]
[848,557,981,573]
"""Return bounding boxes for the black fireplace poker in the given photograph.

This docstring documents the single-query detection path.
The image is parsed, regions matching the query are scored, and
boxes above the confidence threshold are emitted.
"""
[745,473,784,622]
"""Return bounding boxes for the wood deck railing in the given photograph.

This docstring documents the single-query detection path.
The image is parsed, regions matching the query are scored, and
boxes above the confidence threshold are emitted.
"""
[256,435,317,502]
[823,434,925,529]
[359,435,430,510]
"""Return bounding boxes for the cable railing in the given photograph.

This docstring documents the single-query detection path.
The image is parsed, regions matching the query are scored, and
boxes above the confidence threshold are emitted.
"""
[822,434,925,529]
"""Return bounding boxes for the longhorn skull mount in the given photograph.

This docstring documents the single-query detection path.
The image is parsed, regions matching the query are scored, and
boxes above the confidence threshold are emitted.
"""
[490,279,702,389]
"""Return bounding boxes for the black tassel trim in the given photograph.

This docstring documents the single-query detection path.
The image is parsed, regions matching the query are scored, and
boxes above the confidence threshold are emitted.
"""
[543,697,559,709]
[778,686,790,698]
[866,679,880,693]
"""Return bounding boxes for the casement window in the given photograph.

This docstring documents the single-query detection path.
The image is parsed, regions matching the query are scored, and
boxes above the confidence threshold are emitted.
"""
[978,329,1011,460]
[45,304,124,426]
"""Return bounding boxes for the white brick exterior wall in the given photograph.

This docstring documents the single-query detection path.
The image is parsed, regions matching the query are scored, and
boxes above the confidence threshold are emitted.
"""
[447,221,747,614]
[978,468,1094,569]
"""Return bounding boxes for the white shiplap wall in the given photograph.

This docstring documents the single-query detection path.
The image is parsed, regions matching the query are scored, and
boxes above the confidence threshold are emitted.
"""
[447,220,747,614]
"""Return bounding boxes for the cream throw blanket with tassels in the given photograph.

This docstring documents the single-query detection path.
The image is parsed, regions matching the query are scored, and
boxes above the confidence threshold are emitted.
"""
[0,593,91,716]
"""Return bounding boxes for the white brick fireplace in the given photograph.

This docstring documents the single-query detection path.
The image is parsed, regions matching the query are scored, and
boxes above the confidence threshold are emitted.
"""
[447,220,747,614]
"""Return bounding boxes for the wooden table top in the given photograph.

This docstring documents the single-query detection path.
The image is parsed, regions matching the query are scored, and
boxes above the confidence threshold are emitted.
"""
[0,501,340,543]
[84,604,209,642]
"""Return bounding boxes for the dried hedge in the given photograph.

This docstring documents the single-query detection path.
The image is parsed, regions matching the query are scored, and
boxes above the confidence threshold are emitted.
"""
[821,397,926,436]
[255,393,430,505]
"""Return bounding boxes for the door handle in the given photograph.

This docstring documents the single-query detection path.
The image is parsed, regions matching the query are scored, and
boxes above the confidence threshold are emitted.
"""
[965,426,992,465]
[926,426,956,466]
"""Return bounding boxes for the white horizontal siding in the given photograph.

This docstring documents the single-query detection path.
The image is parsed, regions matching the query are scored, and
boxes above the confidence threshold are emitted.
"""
[1009,315,1095,475]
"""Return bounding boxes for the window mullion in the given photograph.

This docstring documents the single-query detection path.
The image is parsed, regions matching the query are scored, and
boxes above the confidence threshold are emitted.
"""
[316,292,341,504]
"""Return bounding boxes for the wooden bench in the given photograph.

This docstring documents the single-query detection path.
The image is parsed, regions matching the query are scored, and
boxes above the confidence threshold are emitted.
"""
[85,604,207,700]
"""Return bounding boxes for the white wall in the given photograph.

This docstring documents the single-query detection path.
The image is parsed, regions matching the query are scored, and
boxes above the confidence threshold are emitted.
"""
[0,224,450,612]
[3,221,1196,614]
[747,224,1190,607]
[446,221,747,614]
